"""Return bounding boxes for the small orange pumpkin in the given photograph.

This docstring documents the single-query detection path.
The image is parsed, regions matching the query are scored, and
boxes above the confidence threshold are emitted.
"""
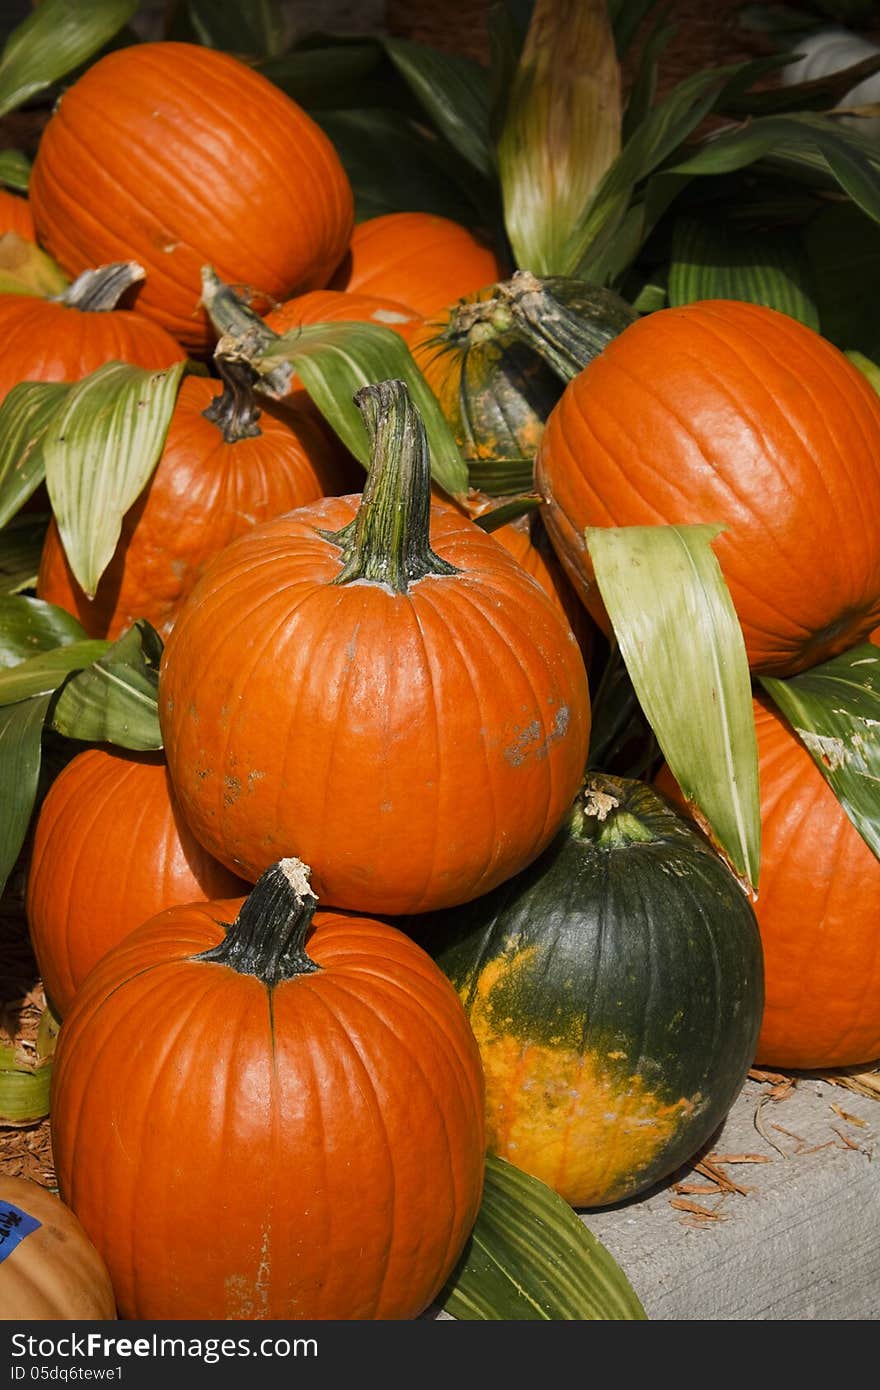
[0,1177,116,1320]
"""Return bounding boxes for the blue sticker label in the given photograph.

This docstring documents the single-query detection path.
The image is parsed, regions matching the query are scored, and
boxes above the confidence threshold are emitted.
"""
[0,1200,41,1262]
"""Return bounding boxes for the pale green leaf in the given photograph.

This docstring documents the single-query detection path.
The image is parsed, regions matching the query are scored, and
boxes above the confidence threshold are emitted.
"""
[441,1155,647,1320]
[760,644,880,861]
[0,381,71,528]
[51,621,163,751]
[384,37,493,178]
[0,639,109,707]
[847,349,880,391]
[45,359,187,596]
[0,0,138,118]
[0,691,51,897]
[0,514,49,596]
[668,215,819,329]
[0,1055,52,1124]
[0,231,69,298]
[587,524,760,891]
[0,149,30,192]
[0,595,86,669]
[498,0,622,276]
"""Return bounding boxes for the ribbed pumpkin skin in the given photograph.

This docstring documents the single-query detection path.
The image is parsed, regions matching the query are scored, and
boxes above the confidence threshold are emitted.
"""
[0,188,35,240]
[159,497,590,913]
[29,43,354,353]
[266,288,423,343]
[417,778,763,1208]
[0,292,183,407]
[36,375,349,639]
[330,213,505,319]
[50,902,485,1320]
[536,300,880,675]
[26,747,246,1016]
[0,1177,116,1320]
[657,697,880,1069]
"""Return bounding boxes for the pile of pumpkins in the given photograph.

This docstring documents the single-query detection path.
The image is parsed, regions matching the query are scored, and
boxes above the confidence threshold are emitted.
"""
[2,37,880,1322]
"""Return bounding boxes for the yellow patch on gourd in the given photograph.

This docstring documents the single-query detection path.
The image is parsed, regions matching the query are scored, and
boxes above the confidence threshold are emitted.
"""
[466,970,697,1208]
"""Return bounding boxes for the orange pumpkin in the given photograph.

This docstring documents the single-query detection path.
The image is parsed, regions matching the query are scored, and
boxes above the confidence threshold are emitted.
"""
[0,262,184,407]
[36,369,349,639]
[30,42,354,353]
[266,287,422,343]
[536,300,880,676]
[329,212,506,319]
[656,696,880,1068]
[50,859,485,1320]
[26,746,246,1016]
[0,188,35,241]
[0,1177,116,1320]
[158,381,590,914]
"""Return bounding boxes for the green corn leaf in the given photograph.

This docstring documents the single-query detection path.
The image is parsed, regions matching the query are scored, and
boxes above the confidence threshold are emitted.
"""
[803,202,880,357]
[0,381,71,529]
[384,37,493,179]
[0,691,51,898]
[587,524,760,892]
[0,0,138,118]
[51,620,163,751]
[0,514,49,597]
[258,39,391,113]
[440,1154,647,1320]
[0,149,30,192]
[0,640,110,707]
[0,1052,52,1125]
[847,349,880,391]
[0,595,86,669]
[180,0,289,59]
[760,644,880,861]
[668,215,819,328]
[44,359,186,597]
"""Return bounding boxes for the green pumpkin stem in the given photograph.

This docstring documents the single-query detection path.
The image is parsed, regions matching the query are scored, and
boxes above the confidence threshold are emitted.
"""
[571,774,657,847]
[325,379,459,593]
[195,858,321,985]
[56,261,146,312]
[200,265,294,400]
[496,271,612,382]
[202,355,262,443]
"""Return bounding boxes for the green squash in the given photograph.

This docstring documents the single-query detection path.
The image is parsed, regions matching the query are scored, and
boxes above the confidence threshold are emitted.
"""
[412,774,764,1209]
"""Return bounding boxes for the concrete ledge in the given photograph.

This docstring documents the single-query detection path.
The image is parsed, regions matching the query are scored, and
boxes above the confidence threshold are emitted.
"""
[434,1076,879,1321]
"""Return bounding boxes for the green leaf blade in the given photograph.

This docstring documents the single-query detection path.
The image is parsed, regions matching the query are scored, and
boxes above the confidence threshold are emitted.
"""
[0,640,110,706]
[44,360,186,596]
[0,595,86,669]
[0,0,138,118]
[0,380,71,528]
[384,37,493,179]
[440,1155,647,1320]
[51,621,163,751]
[760,644,880,861]
[0,692,51,897]
[0,513,49,596]
[587,524,760,891]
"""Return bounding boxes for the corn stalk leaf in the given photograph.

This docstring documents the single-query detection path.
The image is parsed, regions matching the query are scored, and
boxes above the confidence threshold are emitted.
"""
[0,514,49,597]
[0,150,30,192]
[497,0,622,275]
[384,37,493,179]
[44,359,186,596]
[0,691,51,898]
[0,595,86,669]
[667,214,819,328]
[0,381,71,528]
[440,1155,647,1320]
[760,644,880,861]
[0,640,110,707]
[803,202,880,357]
[0,0,138,119]
[51,620,163,751]
[178,0,289,58]
[0,1051,52,1125]
[587,524,760,892]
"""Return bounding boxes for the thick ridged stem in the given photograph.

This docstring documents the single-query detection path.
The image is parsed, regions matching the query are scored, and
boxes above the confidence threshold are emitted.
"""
[200,265,293,399]
[57,261,146,312]
[195,859,321,984]
[496,271,614,382]
[325,380,459,593]
[202,355,262,442]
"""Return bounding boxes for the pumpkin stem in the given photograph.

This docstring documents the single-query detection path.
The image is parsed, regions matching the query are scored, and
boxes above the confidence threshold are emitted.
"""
[324,379,459,593]
[496,270,635,382]
[200,265,294,399]
[572,774,657,847]
[55,260,146,312]
[194,858,321,985]
[202,355,262,443]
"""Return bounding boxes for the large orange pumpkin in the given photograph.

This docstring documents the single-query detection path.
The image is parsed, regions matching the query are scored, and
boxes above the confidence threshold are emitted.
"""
[536,300,880,676]
[36,368,349,639]
[329,212,506,319]
[30,42,354,353]
[159,380,590,914]
[656,695,880,1069]
[26,746,246,1016]
[50,859,485,1320]
[266,287,422,344]
[0,262,184,407]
